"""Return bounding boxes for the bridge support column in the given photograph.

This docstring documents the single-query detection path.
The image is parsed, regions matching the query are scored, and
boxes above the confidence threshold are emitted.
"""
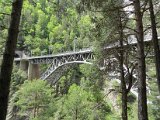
[28,63,40,80]
[20,59,28,72]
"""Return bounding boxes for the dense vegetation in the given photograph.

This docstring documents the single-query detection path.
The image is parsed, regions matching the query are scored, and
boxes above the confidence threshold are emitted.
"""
[0,0,160,120]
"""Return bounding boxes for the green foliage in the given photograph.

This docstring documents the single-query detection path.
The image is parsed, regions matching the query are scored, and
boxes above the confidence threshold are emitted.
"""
[148,68,160,120]
[0,1,12,54]
[128,102,138,120]
[57,65,82,95]
[2,0,160,119]
[13,82,112,119]
[10,65,27,94]
[56,84,95,119]
[54,84,111,119]
[80,64,104,102]
[15,80,53,119]
[7,66,27,120]
[16,0,93,55]
[77,15,93,48]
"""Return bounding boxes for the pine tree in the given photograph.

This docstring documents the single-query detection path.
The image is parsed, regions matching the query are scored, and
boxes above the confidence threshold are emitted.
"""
[133,0,148,119]
[148,0,160,93]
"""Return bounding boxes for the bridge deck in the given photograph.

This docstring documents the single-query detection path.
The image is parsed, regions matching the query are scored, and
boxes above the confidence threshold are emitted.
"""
[14,37,153,62]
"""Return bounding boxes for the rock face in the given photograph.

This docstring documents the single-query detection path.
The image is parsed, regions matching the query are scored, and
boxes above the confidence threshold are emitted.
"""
[103,80,121,114]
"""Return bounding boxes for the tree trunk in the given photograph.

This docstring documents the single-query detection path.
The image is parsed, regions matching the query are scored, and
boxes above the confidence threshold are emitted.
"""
[149,0,160,93]
[133,0,148,120]
[0,0,23,120]
[119,37,128,120]
[118,11,128,120]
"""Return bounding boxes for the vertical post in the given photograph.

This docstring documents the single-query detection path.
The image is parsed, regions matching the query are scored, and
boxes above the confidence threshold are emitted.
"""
[73,37,77,52]
[28,62,40,80]
[49,46,52,55]
[48,47,50,55]
[30,50,32,57]
[20,59,28,72]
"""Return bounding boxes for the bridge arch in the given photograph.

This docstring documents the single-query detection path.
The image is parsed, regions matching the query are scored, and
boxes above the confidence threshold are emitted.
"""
[41,60,93,84]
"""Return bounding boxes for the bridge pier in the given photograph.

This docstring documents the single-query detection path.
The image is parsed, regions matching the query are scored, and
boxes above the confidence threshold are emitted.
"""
[20,59,28,72]
[19,59,40,80]
[28,63,40,80]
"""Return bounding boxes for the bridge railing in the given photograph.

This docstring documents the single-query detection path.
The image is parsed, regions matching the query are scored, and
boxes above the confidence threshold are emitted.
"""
[27,47,92,58]
[15,34,158,60]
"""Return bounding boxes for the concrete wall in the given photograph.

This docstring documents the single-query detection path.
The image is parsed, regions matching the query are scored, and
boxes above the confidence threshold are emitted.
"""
[19,59,40,80]
[28,63,40,80]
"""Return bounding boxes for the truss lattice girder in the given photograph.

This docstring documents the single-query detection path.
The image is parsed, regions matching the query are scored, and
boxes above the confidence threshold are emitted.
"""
[28,49,92,64]
[40,52,94,80]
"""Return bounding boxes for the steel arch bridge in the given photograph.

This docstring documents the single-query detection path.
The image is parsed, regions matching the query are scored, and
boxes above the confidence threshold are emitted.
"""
[14,37,153,84]
[39,50,94,84]
[15,48,98,84]
[13,37,154,97]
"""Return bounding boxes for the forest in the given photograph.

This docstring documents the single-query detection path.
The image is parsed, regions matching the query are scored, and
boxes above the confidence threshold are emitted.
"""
[0,0,160,120]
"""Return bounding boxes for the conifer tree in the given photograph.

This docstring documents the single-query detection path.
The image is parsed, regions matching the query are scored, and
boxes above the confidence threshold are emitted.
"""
[133,0,148,119]
[148,0,160,93]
